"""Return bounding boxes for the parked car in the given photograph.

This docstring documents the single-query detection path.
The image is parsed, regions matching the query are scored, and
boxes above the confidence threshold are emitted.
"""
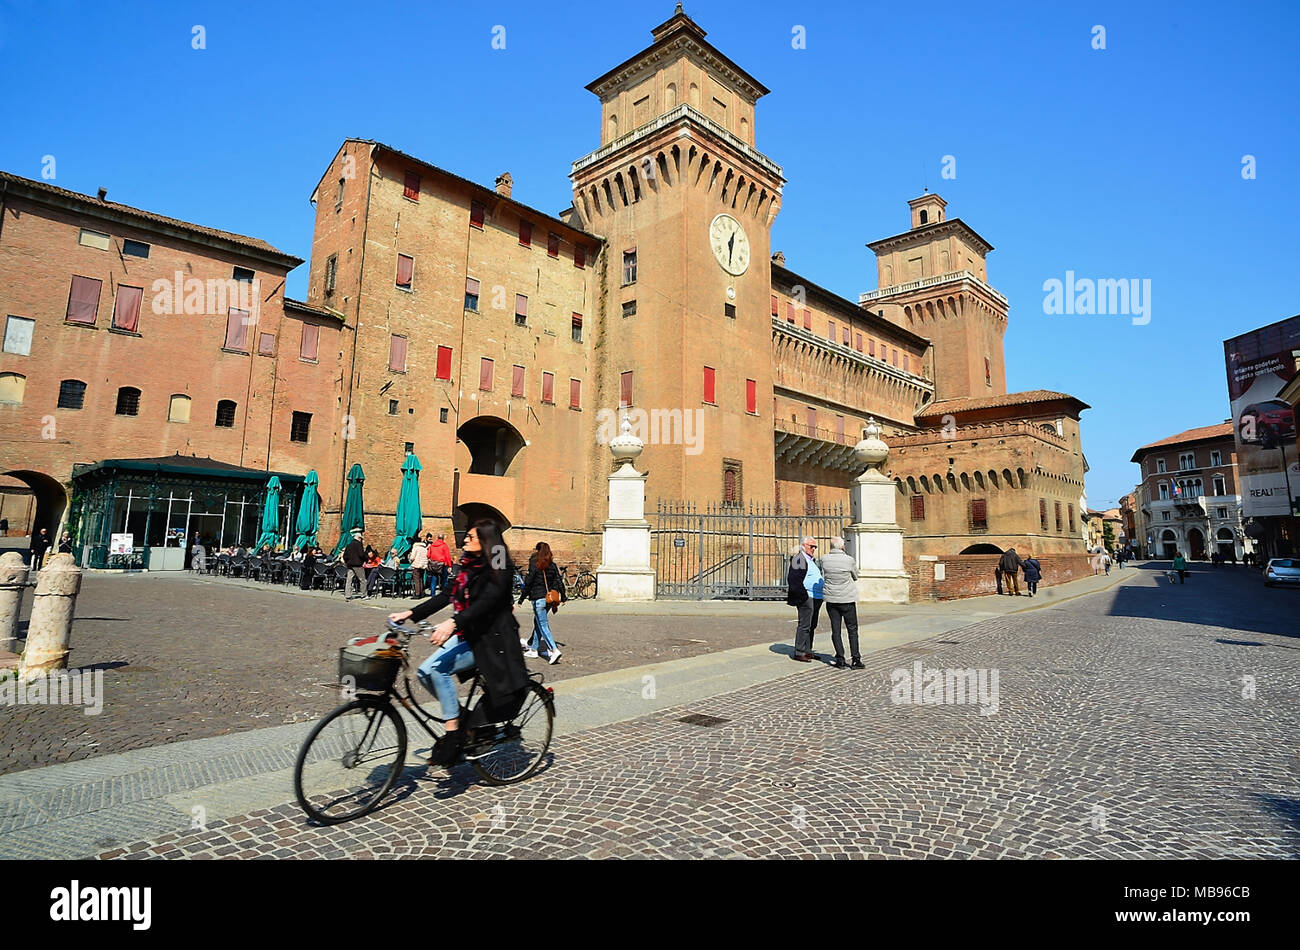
[1239,400,1297,448]
[1263,557,1300,587]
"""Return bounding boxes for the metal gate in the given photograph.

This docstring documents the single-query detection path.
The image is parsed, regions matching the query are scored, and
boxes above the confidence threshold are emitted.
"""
[651,501,848,600]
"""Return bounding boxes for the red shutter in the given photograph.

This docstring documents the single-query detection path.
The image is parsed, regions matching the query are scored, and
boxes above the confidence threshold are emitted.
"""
[855,333,863,352]
[396,254,414,287]
[770,295,778,316]
[807,407,817,432]
[904,353,910,372]
[225,309,249,350]
[803,309,811,330]
[569,378,581,409]
[892,348,899,366]
[542,372,554,403]
[786,301,794,323]
[519,221,532,246]
[300,323,320,361]
[436,345,452,381]
[112,285,143,332]
[1040,498,1048,531]
[828,320,836,341]
[470,201,485,228]
[466,277,480,297]
[389,335,407,372]
[703,366,715,404]
[574,246,585,268]
[479,358,493,391]
[869,340,875,357]
[404,171,421,201]
[911,495,925,521]
[971,498,988,528]
[620,371,633,408]
[512,364,525,397]
[548,233,560,257]
[515,294,527,318]
[66,275,101,324]
[836,414,845,442]
[842,327,850,345]
[745,379,757,414]
[258,332,276,356]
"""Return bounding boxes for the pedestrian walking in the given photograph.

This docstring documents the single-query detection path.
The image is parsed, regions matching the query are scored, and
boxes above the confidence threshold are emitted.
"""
[428,532,453,593]
[1021,552,1042,596]
[341,532,367,599]
[0,518,8,537]
[998,547,1023,596]
[820,537,863,670]
[786,536,823,662]
[994,564,1003,595]
[191,537,206,573]
[1173,551,1189,584]
[1102,551,1111,575]
[29,527,51,571]
[409,536,429,599]
[518,541,566,663]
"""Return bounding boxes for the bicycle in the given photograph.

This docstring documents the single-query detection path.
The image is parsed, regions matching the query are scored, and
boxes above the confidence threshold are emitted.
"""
[562,564,598,600]
[293,620,555,825]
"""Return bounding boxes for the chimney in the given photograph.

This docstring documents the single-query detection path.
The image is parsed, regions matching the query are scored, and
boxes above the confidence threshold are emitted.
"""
[495,172,513,199]
[96,187,108,201]
[771,250,785,266]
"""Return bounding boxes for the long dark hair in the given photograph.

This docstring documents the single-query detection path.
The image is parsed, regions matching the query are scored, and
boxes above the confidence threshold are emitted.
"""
[534,541,553,571]
[470,518,513,580]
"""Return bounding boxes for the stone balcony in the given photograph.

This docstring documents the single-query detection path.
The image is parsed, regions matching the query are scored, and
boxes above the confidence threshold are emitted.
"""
[773,418,861,472]
[858,270,1009,309]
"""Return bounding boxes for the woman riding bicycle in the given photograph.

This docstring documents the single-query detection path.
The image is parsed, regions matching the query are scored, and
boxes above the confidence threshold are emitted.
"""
[388,519,529,766]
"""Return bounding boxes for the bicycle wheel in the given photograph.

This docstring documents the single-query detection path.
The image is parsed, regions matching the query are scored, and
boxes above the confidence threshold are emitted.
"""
[468,682,554,786]
[574,571,597,599]
[293,698,407,824]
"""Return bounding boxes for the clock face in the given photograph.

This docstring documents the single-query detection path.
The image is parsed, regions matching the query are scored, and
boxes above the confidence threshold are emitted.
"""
[709,213,750,276]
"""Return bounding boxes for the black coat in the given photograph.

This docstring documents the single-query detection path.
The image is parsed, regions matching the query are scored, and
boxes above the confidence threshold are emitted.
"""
[1022,558,1042,583]
[341,539,365,567]
[786,550,810,606]
[998,549,1023,574]
[519,558,566,604]
[408,562,529,716]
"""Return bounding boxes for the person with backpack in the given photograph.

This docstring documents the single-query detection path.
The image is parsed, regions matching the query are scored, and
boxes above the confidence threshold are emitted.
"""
[517,541,567,663]
[1021,552,1042,596]
[428,532,453,593]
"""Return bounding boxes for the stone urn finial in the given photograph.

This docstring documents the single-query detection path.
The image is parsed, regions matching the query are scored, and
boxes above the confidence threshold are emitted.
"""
[855,416,889,472]
[609,412,644,471]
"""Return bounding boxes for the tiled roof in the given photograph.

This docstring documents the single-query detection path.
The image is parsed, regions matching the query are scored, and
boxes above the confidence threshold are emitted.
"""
[285,298,344,321]
[916,389,1089,419]
[0,170,299,263]
[1133,422,1234,453]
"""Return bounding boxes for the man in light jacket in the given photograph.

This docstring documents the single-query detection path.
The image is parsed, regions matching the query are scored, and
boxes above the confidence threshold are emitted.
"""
[821,537,862,669]
[410,537,429,598]
[786,536,823,662]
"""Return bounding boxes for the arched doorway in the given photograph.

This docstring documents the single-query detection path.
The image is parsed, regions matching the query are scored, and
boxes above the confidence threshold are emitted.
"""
[1,469,69,545]
[456,417,525,476]
[1187,527,1206,560]
[958,543,1003,554]
[452,502,512,548]
[1160,529,1178,558]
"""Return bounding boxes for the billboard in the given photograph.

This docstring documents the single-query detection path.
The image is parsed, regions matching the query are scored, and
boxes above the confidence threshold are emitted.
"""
[1224,315,1300,517]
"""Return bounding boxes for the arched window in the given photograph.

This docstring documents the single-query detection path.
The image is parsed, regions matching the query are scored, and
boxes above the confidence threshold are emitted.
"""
[215,400,237,428]
[665,83,678,109]
[608,114,618,140]
[115,386,141,416]
[919,209,928,224]
[168,394,191,423]
[739,116,749,142]
[57,379,86,410]
[0,372,25,404]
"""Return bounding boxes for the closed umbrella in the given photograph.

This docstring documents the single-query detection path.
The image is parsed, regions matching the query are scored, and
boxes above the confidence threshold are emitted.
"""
[292,470,321,550]
[390,454,423,558]
[254,476,282,552]
[333,463,366,556]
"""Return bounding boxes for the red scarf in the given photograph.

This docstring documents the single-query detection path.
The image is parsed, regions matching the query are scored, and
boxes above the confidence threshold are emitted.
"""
[450,551,485,614]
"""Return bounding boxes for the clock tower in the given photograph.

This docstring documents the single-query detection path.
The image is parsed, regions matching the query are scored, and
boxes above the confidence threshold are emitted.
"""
[570,5,784,517]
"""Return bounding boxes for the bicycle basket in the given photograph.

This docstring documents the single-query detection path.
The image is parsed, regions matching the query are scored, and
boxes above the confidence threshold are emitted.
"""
[338,640,402,691]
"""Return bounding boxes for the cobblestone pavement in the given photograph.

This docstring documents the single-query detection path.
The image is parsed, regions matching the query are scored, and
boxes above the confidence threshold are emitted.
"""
[99,563,1300,859]
[0,572,853,776]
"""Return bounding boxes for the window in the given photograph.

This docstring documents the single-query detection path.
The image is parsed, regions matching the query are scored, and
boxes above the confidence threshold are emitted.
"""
[1213,475,1226,496]
[436,345,452,381]
[225,309,250,351]
[828,319,836,341]
[1162,511,1171,522]
[1179,452,1195,471]
[464,277,480,311]
[479,358,494,391]
[300,323,319,362]
[541,371,555,404]
[396,254,414,290]
[519,221,532,247]
[903,354,910,372]
[1158,482,1169,500]
[115,387,140,416]
[807,407,817,431]
[57,379,86,409]
[842,327,850,346]
[703,366,715,404]
[258,333,275,356]
[290,411,311,443]
[571,312,583,342]
[1054,501,1063,532]
[112,285,143,332]
[970,498,988,530]
[389,334,407,372]
[336,177,345,212]
[388,399,399,415]
[622,249,637,285]
[404,171,421,201]
[892,349,899,366]
[1156,458,1166,473]
[569,378,581,409]
[574,245,585,268]
[66,276,101,324]
[1067,504,1075,532]
[836,414,845,442]
[122,239,150,258]
[547,232,560,258]
[770,295,778,317]
[0,373,26,404]
[215,400,237,427]
[802,310,811,330]
[786,301,794,323]
[911,495,926,522]
[514,294,528,326]
[3,316,34,355]
[78,228,110,250]
[724,303,736,319]
[1217,507,1228,519]
[622,300,637,318]
[620,371,633,408]
[804,484,817,514]
[746,379,757,414]
[324,254,337,295]
[470,200,485,229]
[868,340,876,357]
[1210,450,1222,466]
[233,267,255,283]
[855,333,863,352]
[439,408,449,423]
[512,365,525,398]
[1040,498,1048,531]
[722,460,742,508]
[168,394,191,424]
[984,356,991,384]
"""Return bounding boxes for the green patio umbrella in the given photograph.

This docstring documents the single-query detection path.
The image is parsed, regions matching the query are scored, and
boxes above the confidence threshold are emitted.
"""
[390,454,423,558]
[292,470,321,550]
[253,476,282,552]
[333,463,366,556]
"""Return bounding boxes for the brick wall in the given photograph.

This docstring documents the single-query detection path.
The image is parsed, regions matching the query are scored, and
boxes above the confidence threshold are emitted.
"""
[907,552,1096,601]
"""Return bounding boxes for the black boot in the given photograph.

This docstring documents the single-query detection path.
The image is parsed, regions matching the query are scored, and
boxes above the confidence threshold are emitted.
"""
[832,656,847,669]
[429,730,464,767]
[850,658,865,670]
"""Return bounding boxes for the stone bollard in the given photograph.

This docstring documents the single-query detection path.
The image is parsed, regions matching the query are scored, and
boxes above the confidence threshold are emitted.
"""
[0,551,29,654]
[19,553,82,683]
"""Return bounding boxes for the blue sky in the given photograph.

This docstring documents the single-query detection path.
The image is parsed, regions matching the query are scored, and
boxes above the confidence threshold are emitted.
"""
[3,0,1297,507]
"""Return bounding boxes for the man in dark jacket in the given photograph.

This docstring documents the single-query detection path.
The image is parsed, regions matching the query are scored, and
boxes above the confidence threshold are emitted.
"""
[786,537,821,662]
[998,548,1023,596]
[341,532,367,600]
[30,527,51,571]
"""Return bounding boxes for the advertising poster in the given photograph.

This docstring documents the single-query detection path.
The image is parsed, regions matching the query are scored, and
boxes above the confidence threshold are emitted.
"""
[1223,316,1300,517]
[109,533,134,555]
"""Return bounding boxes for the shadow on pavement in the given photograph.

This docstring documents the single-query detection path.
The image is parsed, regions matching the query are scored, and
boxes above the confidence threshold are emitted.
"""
[1107,562,1299,639]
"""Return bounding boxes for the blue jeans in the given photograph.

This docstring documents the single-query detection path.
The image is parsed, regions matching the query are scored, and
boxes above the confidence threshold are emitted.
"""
[416,635,476,720]
[527,599,557,655]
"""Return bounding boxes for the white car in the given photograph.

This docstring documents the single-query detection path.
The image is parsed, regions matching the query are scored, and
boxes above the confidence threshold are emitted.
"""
[1263,558,1300,587]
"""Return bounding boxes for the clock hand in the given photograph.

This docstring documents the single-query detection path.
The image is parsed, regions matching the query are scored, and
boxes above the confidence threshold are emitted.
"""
[727,232,734,263]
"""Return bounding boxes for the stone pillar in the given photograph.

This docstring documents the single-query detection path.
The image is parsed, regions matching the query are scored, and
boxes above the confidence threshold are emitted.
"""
[0,551,29,654]
[596,416,656,601]
[19,553,82,682]
[845,418,911,604]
